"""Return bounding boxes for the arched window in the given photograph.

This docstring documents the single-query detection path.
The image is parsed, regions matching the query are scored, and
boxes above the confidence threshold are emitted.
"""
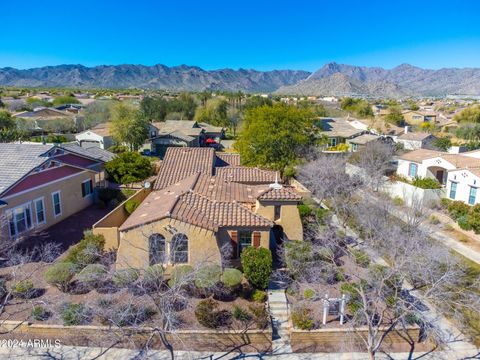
[149,233,166,265]
[171,233,188,263]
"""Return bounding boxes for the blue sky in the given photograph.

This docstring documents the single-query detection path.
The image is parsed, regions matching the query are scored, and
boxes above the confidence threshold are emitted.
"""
[1,0,480,71]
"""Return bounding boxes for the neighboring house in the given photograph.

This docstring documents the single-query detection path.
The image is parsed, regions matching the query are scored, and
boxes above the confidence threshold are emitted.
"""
[397,148,480,205]
[75,123,114,149]
[401,110,437,125]
[319,117,381,151]
[149,120,225,158]
[14,108,77,130]
[0,143,114,240]
[55,104,83,114]
[395,130,436,150]
[95,147,303,270]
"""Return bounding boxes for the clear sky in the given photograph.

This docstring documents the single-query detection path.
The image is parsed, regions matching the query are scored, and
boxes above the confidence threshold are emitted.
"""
[1,0,480,71]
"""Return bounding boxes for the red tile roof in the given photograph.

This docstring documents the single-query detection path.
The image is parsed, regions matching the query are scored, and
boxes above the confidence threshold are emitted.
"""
[215,166,279,184]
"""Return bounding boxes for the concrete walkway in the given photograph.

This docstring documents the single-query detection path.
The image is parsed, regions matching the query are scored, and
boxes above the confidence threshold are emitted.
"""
[268,284,292,354]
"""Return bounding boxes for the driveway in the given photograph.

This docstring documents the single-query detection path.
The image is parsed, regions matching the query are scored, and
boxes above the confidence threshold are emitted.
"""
[18,205,110,257]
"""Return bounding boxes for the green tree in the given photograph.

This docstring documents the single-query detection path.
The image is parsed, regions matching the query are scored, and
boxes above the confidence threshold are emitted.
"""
[384,106,404,125]
[244,96,272,110]
[168,93,197,119]
[456,123,480,141]
[454,105,480,123]
[195,98,229,127]
[240,247,272,289]
[52,96,80,106]
[234,103,315,172]
[105,152,153,184]
[340,98,373,118]
[140,96,169,121]
[407,100,419,111]
[110,102,148,150]
[0,110,15,130]
[83,100,116,130]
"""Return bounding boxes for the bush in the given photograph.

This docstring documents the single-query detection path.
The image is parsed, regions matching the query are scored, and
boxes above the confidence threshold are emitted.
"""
[232,305,251,321]
[297,204,313,219]
[112,269,139,287]
[124,199,140,215]
[393,196,404,206]
[252,289,267,303]
[63,232,105,268]
[195,298,231,328]
[60,303,90,326]
[11,279,34,298]
[446,201,470,220]
[351,249,370,268]
[457,215,472,231]
[105,304,156,327]
[468,212,480,234]
[44,262,77,292]
[221,268,243,288]
[284,241,312,280]
[303,288,316,300]
[143,264,164,288]
[292,306,314,330]
[168,265,194,288]
[76,264,107,286]
[335,269,346,282]
[241,247,272,289]
[98,188,120,205]
[248,303,269,329]
[411,177,441,189]
[32,305,49,321]
[429,215,440,225]
[195,264,222,289]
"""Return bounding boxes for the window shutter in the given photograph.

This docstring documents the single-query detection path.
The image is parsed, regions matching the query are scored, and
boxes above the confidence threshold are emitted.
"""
[253,231,261,248]
[81,182,86,197]
[231,231,238,258]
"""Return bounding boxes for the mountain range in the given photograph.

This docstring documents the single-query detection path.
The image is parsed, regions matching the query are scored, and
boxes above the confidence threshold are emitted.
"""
[1,62,480,97]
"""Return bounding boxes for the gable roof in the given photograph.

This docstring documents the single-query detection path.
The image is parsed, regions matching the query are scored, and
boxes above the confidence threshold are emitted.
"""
[215,166,278,184]
[400,149,480,169]
[398,132,433,141]
[14,108,72,119]
[60,143,115,162]
[400,149,443,162]
[154,147,216,190]
[348,134,379,145]
[319,118,365,138]
[151,130,196,143]
[0,143,53,194]
[215,153,241,167]
[152,120,204,137]
[257,186,303,201]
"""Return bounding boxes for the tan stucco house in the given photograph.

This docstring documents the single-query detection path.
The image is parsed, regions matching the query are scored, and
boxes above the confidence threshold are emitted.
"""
[94,147,303,270]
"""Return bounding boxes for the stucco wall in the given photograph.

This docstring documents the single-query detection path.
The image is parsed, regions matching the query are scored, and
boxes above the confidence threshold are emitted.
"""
[0,170,96,239]
[446,169,480,205]
[255,201,303,241]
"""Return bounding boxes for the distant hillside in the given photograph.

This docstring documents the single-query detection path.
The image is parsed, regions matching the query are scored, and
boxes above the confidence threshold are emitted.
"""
[0,64,310,92]
[276,62,480,97]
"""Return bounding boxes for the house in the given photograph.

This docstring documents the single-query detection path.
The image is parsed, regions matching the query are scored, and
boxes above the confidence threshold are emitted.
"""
[397,149,480,205]
[149,120,225,157]
[75,123,114,149]
[395,130,436,150]
[14,108,77,131]
[0,143,114,240]
[401,110,437,125]
[346,134,381,152]
[94,147,303,270]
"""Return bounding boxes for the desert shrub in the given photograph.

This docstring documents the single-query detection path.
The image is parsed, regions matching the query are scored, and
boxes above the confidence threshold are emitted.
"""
[468,212,480,234]
[168,265,194,288]
[429,215,440,225]
[195,298,231,328]
[447,201,470,220]
[221,268,243,288]
[444,223,454,231]
[232,305,251,322]
[76,264,108,286]
[248,303,269,329]
[351,249,370,268]
[457,215,472,231]
[241,247,272,289]
[284,241,312,280]
[44,262,77,292]
[143,264,164,288]
[297,204,313,219]
[112,268,139,287]
[11,279,34,298]
[195,264,222,289]
[124,199,140,215]
[105,304,156,327]
[32,305,49,321]
[303,288,316,300]
[393,196,404,206]
[60,303,91,326]
[252,289,267,303]
[411,177,441,189]
[292,306,314,330]
[440,198,452,209]
[63,232,105,268]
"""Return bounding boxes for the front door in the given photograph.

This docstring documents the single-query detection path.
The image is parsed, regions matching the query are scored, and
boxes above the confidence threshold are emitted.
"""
[436,170,445,185]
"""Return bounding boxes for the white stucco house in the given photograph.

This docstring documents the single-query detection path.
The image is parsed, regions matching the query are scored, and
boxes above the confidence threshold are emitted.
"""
[397,148,480,205]
[395,131,436,150]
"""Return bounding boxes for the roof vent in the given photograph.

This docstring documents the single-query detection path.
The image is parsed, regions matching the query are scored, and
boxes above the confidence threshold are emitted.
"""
[269,174,283,190]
